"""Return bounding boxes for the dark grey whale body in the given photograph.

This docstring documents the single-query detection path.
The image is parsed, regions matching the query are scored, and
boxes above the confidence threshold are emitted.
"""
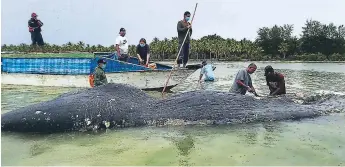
[1,84,344,133]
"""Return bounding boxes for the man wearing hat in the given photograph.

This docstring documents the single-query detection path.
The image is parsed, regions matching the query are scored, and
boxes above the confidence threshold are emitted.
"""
[264,65,286,96]
[115,28,129,62]
[93,59,108,87]
[198,60,216,82]
[28,12,44,46]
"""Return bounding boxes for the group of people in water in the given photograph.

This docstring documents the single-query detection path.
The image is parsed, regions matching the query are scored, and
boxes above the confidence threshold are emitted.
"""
[231,63,286,96]
[92,10,286,97]
[198,61,286,96]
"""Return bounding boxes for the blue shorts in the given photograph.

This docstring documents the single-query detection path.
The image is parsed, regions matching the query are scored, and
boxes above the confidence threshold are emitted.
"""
[204,77,215,82]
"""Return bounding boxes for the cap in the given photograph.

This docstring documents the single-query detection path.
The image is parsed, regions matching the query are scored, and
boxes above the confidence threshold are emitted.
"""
[264,65,274,76]
[97,59,106,64]
[31,13,37,17]
[119,28,126,32]
[201,60,207,65]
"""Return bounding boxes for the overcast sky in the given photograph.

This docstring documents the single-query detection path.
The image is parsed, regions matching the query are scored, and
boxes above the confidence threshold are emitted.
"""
[1,0,344,46]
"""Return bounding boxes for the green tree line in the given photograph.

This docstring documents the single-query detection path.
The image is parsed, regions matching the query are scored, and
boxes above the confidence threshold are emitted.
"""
[2,19,345,61]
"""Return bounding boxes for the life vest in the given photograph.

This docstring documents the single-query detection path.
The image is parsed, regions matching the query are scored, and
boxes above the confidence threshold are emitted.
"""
[148,63,157,69]
[89,74,95,87]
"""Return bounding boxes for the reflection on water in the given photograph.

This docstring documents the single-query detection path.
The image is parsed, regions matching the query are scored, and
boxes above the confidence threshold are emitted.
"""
[1,62,345,165]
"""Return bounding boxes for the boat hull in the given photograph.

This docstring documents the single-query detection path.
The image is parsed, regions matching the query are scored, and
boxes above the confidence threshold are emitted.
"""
[1,69,195,90]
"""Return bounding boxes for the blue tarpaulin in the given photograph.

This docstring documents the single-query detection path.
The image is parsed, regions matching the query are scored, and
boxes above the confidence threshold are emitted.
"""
[1,56,172,75]
[1,57,91,75]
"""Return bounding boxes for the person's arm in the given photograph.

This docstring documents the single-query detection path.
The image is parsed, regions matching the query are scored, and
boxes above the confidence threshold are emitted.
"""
[136,45,143,62]
[116,45,121,57]
[115,37,121,58]
[236,80,246,86]
[37,20,43,27]
[28,20,35,32]
[189,24,193,36]
[146,45,150,65]
[101,71,108,84]
[199,67,205,82]
[177,21,188,32]
[268,85,275,95]
[28,20,32,27]
[93,69,102,86]
[235,70,252,92]
[199,74,203,82]
[235,70,249,87]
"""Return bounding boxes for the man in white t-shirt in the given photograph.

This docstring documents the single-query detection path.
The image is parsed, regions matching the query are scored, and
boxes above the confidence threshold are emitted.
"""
[115,28,129,62]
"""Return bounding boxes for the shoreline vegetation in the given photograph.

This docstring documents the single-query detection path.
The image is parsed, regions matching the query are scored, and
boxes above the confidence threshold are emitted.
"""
[2,19,345,61]
[1,53,344,63]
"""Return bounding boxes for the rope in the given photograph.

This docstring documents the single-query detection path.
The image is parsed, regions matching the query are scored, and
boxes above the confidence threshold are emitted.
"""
[161,3,199,98]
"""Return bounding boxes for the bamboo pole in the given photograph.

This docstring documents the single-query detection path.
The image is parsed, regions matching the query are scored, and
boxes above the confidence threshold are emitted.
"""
[161,3,199,98]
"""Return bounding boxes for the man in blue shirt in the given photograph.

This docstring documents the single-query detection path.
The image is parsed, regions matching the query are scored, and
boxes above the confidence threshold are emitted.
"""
[199,60,216,82]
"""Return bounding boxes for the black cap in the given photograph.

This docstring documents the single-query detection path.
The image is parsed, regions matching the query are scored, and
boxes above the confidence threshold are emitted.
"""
[202,60,207,65]
[97,59,106,64]
[184,11,191,16]
[119,28,126,32]
[264,65,274,76]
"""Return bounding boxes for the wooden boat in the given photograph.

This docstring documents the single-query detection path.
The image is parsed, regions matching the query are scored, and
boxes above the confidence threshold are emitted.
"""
[1,52,200,91]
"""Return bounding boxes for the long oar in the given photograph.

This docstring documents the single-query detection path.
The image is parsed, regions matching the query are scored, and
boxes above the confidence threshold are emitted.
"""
[161,3,199,98]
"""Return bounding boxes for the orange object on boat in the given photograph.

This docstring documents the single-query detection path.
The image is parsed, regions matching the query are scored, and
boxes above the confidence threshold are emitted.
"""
[89,74,95,87]
[148,63,157,69]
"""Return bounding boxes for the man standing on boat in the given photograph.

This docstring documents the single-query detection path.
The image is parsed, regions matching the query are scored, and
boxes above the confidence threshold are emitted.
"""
[177,11,192,68]
[136,38,150,66]
[115,28,129,62]
[28,12,44,46]
[93,59,108,87]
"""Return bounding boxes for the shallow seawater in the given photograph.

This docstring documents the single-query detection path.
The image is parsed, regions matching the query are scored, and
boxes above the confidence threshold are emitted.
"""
[1,62,345,166]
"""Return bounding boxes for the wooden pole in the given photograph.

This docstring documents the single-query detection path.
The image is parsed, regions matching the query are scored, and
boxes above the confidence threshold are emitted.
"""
[161,3,199,98]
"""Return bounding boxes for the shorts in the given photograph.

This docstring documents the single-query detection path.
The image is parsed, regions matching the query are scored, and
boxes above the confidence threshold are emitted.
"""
[118,54,129,62]
[204,77,215,82]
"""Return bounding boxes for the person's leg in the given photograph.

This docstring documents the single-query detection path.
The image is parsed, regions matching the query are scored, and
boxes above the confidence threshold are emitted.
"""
[204,76,215,82]
[176,43,183,67]
[182,43,190,68]
[118,57,124,62]
[37,33,44,46]
[121,54,129,62]
[31,32,37,46]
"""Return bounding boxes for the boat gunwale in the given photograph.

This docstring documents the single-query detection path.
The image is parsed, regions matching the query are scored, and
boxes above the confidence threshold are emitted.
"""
[0,68,196,75]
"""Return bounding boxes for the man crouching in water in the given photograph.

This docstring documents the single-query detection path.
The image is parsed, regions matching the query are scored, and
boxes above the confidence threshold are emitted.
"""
[264,65,286,96]
[230,63,258,96]
[93,59,108,87]
[198,60,216,83]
